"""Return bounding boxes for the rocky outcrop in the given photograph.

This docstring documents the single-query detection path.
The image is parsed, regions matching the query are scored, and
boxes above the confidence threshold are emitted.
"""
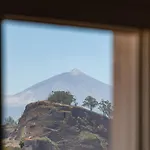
[5,101,110,150]
[2,125,17,139]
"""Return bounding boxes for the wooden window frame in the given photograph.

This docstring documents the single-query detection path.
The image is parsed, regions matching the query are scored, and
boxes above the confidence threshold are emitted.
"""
[1,14,150,150]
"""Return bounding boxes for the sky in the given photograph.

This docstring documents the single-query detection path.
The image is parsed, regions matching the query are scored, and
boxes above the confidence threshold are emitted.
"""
[2,20,113,95]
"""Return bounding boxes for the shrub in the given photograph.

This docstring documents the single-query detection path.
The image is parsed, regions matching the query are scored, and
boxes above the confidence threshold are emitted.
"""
[19,139,24,148]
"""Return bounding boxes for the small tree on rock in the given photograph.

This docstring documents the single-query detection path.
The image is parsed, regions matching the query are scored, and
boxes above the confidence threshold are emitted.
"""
[48,90,76,105]
[19,138,24,148]
[98,99,113,119]
[82,96,98,111]
[72,96,78,106]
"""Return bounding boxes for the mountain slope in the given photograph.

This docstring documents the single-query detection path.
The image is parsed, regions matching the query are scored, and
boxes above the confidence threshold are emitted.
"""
[4,69,112,119]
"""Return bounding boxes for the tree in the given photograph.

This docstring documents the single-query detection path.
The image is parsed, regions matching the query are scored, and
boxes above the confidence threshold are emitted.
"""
[82,96,98,111]
[74,101,78,106]
[48,90,76,105]
[72,96,78,106]
[4,116,17,126]
[98,99,113,119]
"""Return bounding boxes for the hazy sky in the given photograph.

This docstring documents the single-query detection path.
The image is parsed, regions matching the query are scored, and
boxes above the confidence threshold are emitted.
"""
[2,20,113,95]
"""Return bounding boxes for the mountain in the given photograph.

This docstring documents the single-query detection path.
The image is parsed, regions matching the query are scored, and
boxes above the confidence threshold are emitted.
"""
[4,69,112,119]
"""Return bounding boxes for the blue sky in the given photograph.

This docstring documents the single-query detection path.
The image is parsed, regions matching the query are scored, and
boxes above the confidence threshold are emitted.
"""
[2,20,113,95]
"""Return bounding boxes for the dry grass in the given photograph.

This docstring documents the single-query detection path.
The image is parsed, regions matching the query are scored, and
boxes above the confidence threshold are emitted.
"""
[79,131,98,141]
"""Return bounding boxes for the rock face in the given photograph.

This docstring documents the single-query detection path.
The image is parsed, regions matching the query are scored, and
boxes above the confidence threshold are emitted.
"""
[22,138,58,150]
[7,101,110,150]
[2,138,21,150]
[2,125,18,139]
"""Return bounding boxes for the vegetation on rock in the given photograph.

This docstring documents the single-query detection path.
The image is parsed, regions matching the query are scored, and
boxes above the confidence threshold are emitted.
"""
[48,90,113,119]
[98,99,113,119]
[82,96,99,111]
[79,131,98,140]
[48,91,76,105]
[4,116,17,126]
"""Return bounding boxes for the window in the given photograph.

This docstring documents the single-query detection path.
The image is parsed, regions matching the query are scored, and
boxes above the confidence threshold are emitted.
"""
[1,8,150,150]
[2,20,114,150]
